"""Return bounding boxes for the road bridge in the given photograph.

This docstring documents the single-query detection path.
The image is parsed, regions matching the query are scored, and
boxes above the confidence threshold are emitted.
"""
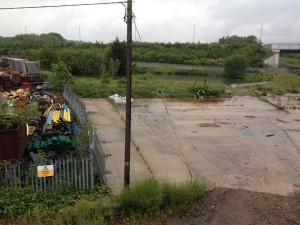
[263,43,300,67]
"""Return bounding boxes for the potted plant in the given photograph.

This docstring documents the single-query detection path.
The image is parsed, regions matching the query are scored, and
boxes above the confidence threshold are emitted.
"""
[0,102,40,162]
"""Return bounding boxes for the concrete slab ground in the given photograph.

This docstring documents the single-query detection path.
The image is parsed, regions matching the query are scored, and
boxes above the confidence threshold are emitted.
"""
[82,99,151,194]
[83,96,300,196]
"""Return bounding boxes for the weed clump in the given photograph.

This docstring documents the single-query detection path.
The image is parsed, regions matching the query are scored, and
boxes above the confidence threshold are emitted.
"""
[116,178,163,214]
[116,178,207,216]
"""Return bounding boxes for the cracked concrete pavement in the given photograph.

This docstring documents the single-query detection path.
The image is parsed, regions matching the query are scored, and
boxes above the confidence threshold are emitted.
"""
[83,96,300,195]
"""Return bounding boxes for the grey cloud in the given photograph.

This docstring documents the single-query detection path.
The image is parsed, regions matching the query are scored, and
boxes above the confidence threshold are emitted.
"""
[0,0,299,43]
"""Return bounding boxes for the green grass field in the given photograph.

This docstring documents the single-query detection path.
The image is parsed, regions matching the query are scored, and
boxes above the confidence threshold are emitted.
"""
[71,74,225,98]
[133,62,223,76]
[280,57,300,68]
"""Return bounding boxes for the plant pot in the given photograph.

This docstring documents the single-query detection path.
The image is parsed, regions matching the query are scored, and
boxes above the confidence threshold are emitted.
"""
[0,124,27,162]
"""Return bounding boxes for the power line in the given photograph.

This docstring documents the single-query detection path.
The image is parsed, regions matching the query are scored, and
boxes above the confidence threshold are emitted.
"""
[0,1,128,10]
[133,17,142,42]
[161,96,193,178]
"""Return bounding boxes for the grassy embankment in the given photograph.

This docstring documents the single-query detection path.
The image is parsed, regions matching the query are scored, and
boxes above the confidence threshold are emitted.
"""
[133,62,224,76]
[71,70,225,99]
[71,63,281,98]
[0,178,207,224]
[71,75,224,99]
[46,63,299,98]
[280,56,300,68]
[262,73,300,94]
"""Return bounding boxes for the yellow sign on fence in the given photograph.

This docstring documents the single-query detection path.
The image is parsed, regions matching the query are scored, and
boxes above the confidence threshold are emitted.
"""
[37,165,54,177]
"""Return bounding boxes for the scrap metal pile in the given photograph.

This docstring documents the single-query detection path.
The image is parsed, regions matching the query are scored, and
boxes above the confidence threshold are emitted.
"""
[26,95,80,158]
[0,86,80,162]
[0,57,42,90]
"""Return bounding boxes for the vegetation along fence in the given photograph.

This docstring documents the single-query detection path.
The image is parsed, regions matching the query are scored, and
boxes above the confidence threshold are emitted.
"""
[89,127,106,184]
[63,85,106,184]
[2,155,94,192]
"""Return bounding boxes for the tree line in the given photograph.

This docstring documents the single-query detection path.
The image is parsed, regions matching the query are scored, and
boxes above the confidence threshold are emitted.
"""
[0,33,270,77]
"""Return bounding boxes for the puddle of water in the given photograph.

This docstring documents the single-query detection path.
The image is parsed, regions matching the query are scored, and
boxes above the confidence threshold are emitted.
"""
[227,87,249,93]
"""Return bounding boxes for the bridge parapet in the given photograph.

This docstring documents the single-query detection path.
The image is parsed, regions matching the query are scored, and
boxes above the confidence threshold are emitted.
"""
[264,43,300,50]
[263,43,300,68]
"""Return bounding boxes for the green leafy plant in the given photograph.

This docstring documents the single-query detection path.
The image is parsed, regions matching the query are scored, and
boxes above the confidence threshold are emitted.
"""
[0,185,109,220]
[50,61,74,91]
[190,83,224,98]
[0,102,40,129]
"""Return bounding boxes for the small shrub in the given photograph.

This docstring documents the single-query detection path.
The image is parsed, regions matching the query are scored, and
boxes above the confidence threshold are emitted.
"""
[190,83,224,98]
[224,54,248,79]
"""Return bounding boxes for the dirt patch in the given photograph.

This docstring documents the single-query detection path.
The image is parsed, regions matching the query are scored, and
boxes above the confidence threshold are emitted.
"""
[163,187,300,225]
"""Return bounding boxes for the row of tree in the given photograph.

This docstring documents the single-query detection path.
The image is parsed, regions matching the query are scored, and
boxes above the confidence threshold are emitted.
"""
[0,33,270,77]
[133,35,267,67]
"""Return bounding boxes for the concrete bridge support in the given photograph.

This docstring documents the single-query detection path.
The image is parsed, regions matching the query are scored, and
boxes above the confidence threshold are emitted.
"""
[264,50,280,68]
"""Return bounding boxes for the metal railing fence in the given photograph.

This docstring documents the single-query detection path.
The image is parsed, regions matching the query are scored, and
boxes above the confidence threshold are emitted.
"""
[63,85,106,184]
[63,86,87,125]
[2,155,94,192]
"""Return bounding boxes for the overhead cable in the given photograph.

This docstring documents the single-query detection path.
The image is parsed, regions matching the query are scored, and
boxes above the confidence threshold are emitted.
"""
[0,1,128,10]
[133,15,142,42]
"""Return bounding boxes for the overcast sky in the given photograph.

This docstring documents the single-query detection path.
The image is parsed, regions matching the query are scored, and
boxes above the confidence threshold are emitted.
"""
[0,0,299,44]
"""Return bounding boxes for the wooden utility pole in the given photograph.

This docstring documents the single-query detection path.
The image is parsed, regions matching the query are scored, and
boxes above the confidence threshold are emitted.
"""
[124,0,132,187]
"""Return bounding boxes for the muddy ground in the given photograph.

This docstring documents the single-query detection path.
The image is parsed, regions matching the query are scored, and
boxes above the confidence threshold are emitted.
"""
[163,187,300,225]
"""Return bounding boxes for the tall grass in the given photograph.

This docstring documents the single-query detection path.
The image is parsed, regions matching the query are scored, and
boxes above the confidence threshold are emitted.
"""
[243,73,273,83]
[71,75,224,98]
[263,73,300,94]
[133,65,223,76]
[115,178,207,216]
[280,57,300,68]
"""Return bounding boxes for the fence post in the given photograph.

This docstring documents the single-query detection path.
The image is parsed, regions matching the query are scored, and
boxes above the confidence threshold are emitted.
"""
[90,155,94,189]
